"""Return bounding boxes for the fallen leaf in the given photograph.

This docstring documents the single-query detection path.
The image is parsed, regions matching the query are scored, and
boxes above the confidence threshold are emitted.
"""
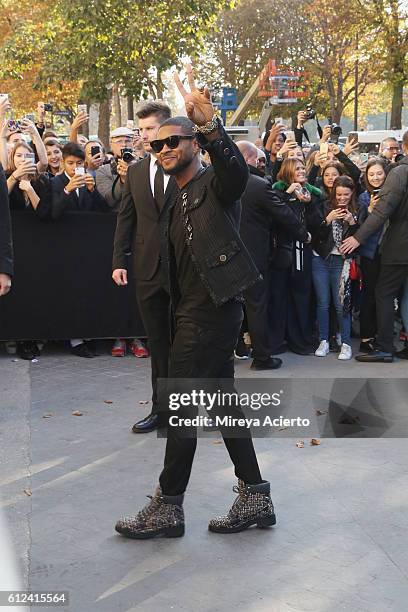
[139,400,149,405]
[315,409,327,416]
[296,440,305,448]
[42,413,53,418]
[311,438,321,445]
[212,440,223,445]
[72,411,83,416]
[279,426,288,431]
[103,400,113,404]
[23,489,32,497]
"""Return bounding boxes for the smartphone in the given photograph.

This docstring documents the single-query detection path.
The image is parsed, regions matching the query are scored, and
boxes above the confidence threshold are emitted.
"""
[43,103,53,112]
[285,130,295,141]
[24,114,35,123]
[126,120,134,130]
[348,132,358,145]
[133,127,140,136]
[75,167,85,175]
[24,153,36,163]
[91,145,101,157]
[320,142,329,156]
[372,188,380,196]
[77,104,87,115]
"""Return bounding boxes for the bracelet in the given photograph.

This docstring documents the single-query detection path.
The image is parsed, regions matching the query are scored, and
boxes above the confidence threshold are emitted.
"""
[11,173,18,181]
[193,114,221,135]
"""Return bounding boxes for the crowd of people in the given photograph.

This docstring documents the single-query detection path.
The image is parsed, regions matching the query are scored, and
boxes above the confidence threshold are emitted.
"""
[1,95,408,368]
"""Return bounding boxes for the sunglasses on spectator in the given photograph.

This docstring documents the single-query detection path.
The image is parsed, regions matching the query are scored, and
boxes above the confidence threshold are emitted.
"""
[150,135,194,153]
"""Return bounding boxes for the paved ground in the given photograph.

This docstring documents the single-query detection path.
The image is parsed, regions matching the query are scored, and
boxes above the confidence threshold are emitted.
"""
[1,341,408,612]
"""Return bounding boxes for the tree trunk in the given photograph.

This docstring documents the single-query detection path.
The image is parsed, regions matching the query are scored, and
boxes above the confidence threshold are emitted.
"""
[98,90,112,149]
[127,96,134,120]
[156,71,164,99]
[390,80,403,129]
[112,84,122,128]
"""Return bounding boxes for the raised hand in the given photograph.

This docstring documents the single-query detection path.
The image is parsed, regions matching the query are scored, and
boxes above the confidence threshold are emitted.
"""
[173,63,214,127]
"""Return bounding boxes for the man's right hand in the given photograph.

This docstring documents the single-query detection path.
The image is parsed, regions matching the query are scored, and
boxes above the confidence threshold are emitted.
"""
[112,269,128,286]
[65,174,86,192]
[117,159,129,183]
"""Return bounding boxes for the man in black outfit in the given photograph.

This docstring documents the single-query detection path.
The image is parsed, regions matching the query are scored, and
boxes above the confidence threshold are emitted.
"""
[112,101,177,433]
[115,65,276,540]
[0,163,13,297]
[341,131,408,362]
[236,141,310,370]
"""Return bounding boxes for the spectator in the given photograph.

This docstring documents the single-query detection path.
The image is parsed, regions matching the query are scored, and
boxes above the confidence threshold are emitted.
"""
[51,141,108,218]
[84,139,106,176]
[95,127,138,210]
[272,158,323,354]
[379,137,400,164]
[44,137,63,178]
[357,157,389,353]
[312,175,359,361]
[0,163,12,297]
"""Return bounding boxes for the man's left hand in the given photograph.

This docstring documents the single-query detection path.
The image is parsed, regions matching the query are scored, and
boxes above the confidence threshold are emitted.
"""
[0,273,11,296]
[340,236,360,254]
[173,63,214,127]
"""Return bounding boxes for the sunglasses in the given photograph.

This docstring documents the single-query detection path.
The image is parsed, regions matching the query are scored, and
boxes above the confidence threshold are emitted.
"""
[150,135,194,153]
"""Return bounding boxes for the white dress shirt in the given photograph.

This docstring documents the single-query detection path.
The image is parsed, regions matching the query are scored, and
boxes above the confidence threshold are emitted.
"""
[149,154,170,197]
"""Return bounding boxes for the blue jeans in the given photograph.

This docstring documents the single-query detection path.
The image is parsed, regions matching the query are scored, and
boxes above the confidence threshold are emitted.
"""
[312,254,351,345]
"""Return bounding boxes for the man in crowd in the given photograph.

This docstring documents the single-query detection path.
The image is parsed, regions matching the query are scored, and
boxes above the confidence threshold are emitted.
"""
[0,163,12,297]
[379,137,400,164]
[96,127,141,210]
[341,130,408,362]
[112,101,175,434]
[236,140,310,370]
[115,65,275,540]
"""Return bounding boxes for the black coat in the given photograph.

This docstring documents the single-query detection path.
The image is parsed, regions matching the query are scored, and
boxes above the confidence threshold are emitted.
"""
[51,173,109,219]
[166,128,260,307]
[354,156,408,265]
[312,200,359,259]
[0,164,13,276]
[112,155,178,281]
[7,173,52,220]
[239,165,308,273]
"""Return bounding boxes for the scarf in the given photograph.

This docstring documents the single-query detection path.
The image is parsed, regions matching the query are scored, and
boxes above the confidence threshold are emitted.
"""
[332,220,352,314]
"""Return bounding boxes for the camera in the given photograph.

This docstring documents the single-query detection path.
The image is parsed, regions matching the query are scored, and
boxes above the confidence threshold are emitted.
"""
[304,105,316,120]
[43,103,53,112]
[328,122,342,144]
[121,147,134,163]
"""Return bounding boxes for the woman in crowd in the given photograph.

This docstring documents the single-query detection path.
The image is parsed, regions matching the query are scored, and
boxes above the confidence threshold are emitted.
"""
[312,175,359,361]
[44,137,63,177]
[271,158,323,354]
[6,141,51,218]
[357,157,388,353]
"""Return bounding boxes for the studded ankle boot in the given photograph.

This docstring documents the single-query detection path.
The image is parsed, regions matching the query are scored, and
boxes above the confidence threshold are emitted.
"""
[115,486,185,539]
[208,479,276,533]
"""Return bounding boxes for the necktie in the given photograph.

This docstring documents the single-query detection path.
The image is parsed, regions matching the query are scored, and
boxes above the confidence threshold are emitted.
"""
[154,162,165,211]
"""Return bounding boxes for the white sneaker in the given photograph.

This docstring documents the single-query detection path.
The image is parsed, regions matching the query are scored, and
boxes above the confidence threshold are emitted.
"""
[338,343,352,360]
[315,340,330,357]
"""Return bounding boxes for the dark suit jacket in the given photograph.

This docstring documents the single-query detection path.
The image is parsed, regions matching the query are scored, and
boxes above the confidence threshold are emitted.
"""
[0,164,13,276]
[240,165,309,273]
[51,173,109,219]
[112,155,177,281]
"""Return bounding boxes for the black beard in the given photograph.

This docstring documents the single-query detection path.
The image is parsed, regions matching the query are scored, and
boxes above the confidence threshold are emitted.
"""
[164,157,194,176]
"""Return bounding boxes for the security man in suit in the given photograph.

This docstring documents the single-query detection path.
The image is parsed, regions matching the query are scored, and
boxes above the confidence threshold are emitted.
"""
[112,101,177,433]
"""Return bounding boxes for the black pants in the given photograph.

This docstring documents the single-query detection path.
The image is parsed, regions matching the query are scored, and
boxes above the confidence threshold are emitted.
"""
[159,304,262,496]
[244,269,271,361]
[375,263,408,353]
[135,278,171,415]
[360,252,381,340]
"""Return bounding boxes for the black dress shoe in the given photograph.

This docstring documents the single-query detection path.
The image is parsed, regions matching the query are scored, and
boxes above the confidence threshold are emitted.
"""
[17,341,36,360]
[359,340,375,353]
[71,343,94,358]
[355,350,393,363]
[132,412,159,433]
[251,357,282,370]
[395,346,408,359]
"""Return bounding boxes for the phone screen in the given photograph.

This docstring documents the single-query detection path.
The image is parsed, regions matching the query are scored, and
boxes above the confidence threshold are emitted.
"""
[320,142,329,156]
[91,146,100,157]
